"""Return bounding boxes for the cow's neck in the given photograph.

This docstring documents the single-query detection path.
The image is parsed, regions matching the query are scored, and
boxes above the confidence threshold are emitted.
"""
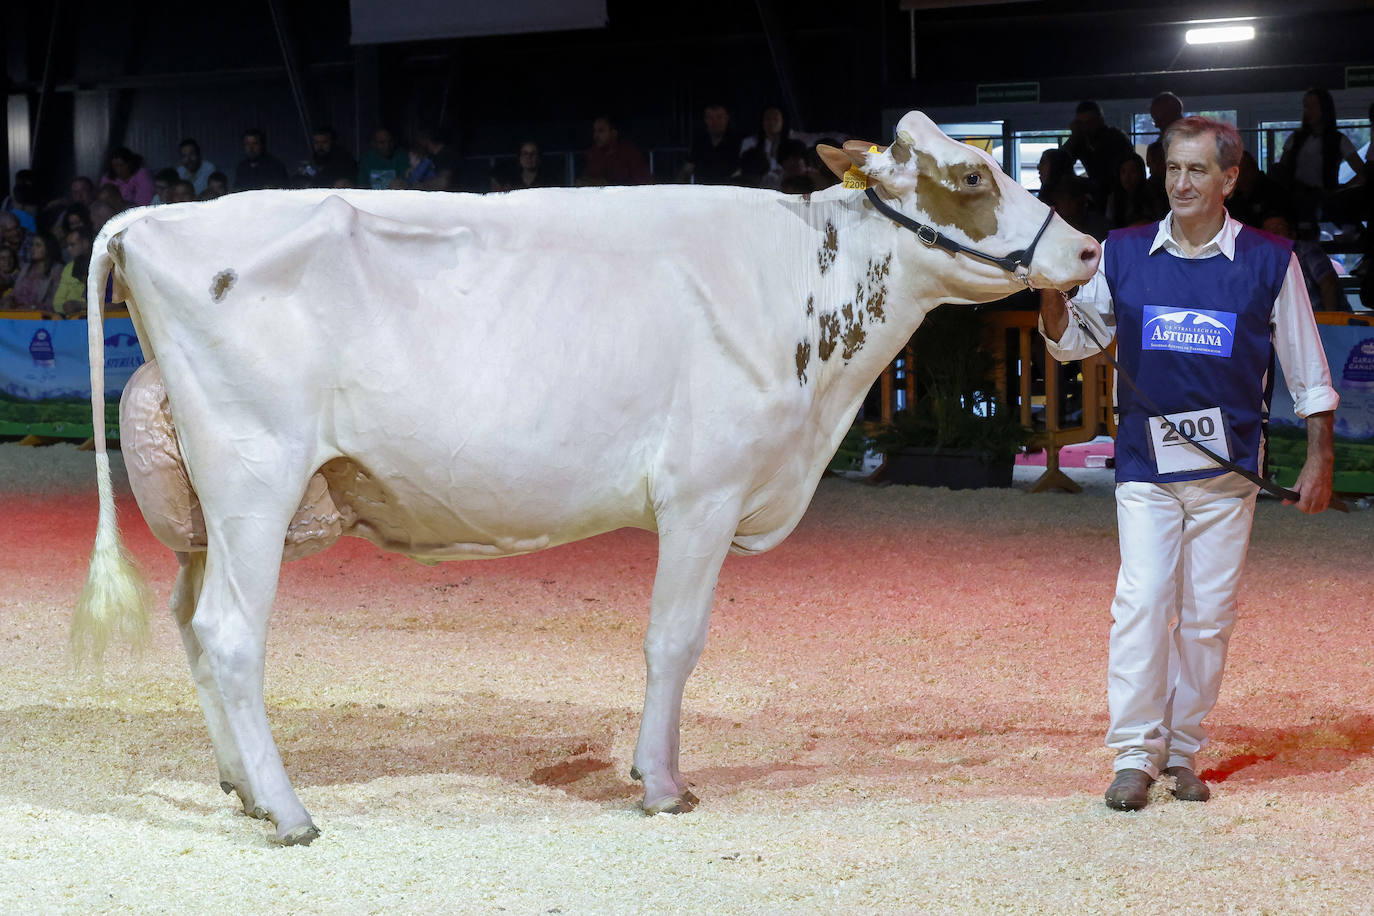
[785,189,948,468]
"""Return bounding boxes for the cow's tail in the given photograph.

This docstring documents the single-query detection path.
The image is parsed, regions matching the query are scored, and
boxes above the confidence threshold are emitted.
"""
[72,216,154,663]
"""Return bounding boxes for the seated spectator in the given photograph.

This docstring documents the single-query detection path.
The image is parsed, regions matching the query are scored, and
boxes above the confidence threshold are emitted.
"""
[2,169,41,231]
[59,205,90,260]
[167,180,198,203]
[677,104,740,185]
[202,172,230,200]
[1273,87,1367,232]
[579,116,651,186]
[739,106,791,189]
[415,127,459,191]
[515,140,558,188]
[234,128,290,191]
[151,168,180,205]
[1106,153,1165,229]
[308,125,357,188]
[177,138,217,195]
[53,225,93,316]
[358,127,409,190]
[1261,212,1346,312]
[10,232,62,311]
[406,143,436,187]
[100,147,154,207]
[0,247,17,301]
[1226,150,1292,228]
[1060,100,1133,217]
[90,184,128,233]
[0,211,28,259]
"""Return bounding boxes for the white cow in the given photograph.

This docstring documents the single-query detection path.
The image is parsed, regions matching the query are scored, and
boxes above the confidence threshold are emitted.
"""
[76,111,1099,844]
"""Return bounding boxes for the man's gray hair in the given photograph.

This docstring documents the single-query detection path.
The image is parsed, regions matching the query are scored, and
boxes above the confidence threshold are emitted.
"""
[1161,116,1242,171]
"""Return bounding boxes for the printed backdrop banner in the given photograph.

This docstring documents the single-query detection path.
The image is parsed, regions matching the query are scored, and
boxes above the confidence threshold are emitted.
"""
[0,318,144,438]
[1270,322,1374,491]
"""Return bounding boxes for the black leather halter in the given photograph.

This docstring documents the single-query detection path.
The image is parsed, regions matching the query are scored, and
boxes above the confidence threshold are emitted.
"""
[864,187,1055,287]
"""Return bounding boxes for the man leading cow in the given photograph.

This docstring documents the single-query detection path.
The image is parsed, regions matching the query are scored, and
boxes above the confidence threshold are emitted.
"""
[1039,116,1338,811]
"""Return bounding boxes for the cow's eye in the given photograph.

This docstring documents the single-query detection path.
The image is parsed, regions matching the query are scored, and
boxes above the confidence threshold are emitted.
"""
[964,172,981,187]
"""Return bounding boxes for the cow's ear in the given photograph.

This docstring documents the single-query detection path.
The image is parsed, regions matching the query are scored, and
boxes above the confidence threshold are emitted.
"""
[817,144,855,179]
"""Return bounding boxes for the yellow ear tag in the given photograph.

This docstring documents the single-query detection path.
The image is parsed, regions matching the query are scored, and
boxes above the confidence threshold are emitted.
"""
[842,145,882,189]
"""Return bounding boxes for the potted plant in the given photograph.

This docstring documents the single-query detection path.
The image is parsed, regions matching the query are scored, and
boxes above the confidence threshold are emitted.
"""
[872,305,1032,488]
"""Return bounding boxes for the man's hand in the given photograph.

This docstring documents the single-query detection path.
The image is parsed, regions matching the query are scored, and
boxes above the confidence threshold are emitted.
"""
[1039,288,1069,342]
[1285,411,1335,514]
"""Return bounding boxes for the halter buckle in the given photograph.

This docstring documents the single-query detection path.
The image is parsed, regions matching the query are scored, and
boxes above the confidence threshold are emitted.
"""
[915,225,939,247]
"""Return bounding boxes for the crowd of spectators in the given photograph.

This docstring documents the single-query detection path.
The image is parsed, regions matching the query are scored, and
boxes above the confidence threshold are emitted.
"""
[1042,89,1371,310]
[0,89,1369,315]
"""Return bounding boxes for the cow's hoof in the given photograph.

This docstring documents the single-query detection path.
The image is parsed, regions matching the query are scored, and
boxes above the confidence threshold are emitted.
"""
[220,781,235,795]
[629,766,642,781]
[272,823,321,847]
[246,805,270,821]
[644,793,697,815]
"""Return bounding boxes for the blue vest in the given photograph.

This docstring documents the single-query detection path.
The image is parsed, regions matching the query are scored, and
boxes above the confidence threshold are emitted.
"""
[1106,222,1292,484]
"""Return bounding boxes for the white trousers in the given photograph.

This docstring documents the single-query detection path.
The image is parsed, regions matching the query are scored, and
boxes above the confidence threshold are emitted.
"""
[1107,475,1258,776]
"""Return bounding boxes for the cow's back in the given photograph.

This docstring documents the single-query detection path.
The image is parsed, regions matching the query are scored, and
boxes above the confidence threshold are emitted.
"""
[111,187,822,554]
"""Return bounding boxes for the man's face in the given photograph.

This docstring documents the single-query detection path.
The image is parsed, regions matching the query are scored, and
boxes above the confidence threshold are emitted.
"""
[313,133,333,156]
[703,107,729,137]
[1165,132,1237,223]
[243,134,263,160]
[180,144,201,172]
[519,143,539,167]
[372,130,394,157]
[70,179,94,205]
[153,177,171,200]
[66,230,91,261]
[592,119,613,148]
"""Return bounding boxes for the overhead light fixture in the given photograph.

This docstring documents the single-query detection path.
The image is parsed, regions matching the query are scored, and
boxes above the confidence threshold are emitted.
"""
[1184,17,1256,44]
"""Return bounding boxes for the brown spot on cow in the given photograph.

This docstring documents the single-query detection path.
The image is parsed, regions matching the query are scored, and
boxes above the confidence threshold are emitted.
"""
[210,269,237,302]
[795,340,812,385]
[805,294,815,317]
[914,149,1000,243]
[840,302,866,359]
[818,312,841,361]
[860,254,892,323]
[817,222,838,274]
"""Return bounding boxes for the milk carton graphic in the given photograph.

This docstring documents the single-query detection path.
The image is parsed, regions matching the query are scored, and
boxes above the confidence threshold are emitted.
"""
[1336,337,1374,439]
[29,328,56,368]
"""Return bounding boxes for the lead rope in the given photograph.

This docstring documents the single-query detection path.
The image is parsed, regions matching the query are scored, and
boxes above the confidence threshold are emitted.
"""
[1068,303,1348,513]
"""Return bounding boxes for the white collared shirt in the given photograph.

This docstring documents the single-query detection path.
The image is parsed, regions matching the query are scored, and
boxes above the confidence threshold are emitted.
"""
[1043,213,1340,418]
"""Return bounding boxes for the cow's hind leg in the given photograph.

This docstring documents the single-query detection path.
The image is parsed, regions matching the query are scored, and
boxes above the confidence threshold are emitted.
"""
[190,501,318,845]
[632,509,737,814]
[170,551,264,818]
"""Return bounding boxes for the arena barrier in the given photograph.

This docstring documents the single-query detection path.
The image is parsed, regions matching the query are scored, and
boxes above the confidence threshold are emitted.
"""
[0,310,140,445]
[878,309,1374,495]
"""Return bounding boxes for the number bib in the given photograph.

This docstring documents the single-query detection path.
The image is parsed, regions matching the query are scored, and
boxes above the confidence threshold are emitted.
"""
[1148,407,1230,474]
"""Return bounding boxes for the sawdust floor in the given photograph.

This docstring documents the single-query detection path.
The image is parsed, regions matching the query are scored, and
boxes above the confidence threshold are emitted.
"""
[2,443,1373,914]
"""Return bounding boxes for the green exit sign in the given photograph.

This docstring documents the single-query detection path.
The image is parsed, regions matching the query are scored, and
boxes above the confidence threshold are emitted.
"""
[1347,65,1374,89]
[977,82,1040,105]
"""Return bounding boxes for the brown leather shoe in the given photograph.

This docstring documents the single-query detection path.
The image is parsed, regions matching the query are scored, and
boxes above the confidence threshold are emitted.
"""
[1104,768,1153,811]
[1164,766,1210,802]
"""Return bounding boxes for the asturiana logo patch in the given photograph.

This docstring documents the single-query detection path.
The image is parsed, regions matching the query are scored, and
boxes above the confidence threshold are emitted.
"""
[1142,306,1236,357]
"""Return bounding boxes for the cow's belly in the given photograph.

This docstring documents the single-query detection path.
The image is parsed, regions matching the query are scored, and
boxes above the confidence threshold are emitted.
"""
[317,454,652,561]
[120,361,654,564]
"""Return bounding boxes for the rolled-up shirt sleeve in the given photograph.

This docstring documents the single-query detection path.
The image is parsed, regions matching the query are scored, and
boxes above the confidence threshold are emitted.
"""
[1272,252,1340,418]
[1040,252,1116,362]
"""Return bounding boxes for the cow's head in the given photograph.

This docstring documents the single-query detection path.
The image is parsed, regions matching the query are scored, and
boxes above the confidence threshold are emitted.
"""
[818,111,1099,298]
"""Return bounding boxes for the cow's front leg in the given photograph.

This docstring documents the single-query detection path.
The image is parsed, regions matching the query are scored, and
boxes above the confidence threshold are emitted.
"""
[170,551,262,814]
[192,510,318,845]
[632,511,736,814]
